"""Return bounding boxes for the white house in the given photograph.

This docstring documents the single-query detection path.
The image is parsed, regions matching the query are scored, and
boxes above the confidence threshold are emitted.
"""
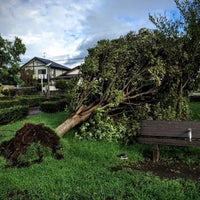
[21,57,70,92]
[21,57,70,80]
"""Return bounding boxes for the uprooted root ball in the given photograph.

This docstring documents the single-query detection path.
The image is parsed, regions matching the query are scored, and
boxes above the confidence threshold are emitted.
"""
[0,123,64,167]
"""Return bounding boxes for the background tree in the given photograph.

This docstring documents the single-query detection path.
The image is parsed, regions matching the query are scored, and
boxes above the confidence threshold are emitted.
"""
[0,35,26,85]
[20,68,37,86]
[55,79,77,93]
[149,0,200,118]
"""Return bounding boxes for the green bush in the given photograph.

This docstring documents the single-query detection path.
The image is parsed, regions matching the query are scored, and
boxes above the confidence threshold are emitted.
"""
[1,87,38,96]
[0,99,21,109]
[48,95,67,101]
[0,105,29,125]
[19,95,67,108]
[0,95,68,110]
[1,88,17,96]
[40,99,67,113]
[55,79,68,91]
[0,96,12,100]
[18,96,46,107]
[0,96,46,109]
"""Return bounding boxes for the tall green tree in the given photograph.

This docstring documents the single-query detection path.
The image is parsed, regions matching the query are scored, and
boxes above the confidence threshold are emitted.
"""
[149,0,200,117]
[0,36,26,85]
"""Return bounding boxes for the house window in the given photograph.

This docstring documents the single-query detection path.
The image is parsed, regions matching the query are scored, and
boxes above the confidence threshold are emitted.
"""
[38,69,47,79]
[38,69,46,74]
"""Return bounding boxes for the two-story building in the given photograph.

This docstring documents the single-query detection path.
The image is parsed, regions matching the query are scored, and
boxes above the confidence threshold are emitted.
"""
[21,57,70,92]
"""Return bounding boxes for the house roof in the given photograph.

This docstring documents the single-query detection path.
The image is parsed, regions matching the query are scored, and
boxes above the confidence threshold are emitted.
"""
[21,57,70,71]
[52,65,80,80]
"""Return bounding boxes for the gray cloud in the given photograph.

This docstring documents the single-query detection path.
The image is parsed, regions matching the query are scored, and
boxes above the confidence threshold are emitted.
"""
[0,0,177,68]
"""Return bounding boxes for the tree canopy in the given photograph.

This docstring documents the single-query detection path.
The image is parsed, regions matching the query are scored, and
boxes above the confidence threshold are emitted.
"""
[56,28,185,138]
[75,29,166,114]
[0,36,26,85]
[55,0,200,141]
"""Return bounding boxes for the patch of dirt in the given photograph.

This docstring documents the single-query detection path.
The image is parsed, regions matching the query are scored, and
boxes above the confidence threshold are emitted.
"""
[0,123,63,167]
[110,159,200,182]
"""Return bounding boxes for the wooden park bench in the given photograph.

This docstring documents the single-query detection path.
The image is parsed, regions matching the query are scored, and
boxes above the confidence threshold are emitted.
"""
[136,120,200,162]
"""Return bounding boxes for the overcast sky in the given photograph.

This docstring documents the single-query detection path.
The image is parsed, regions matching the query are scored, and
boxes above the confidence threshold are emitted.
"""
[0,0,177,68]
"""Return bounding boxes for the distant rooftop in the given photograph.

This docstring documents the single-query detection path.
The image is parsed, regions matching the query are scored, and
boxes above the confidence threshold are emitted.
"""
[21,57,70,71]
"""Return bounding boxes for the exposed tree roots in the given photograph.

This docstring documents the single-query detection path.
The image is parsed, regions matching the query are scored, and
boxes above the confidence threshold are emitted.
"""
[0,123,63,167]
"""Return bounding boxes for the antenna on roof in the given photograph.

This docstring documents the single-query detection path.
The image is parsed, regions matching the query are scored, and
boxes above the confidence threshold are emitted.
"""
[43,52,46,58]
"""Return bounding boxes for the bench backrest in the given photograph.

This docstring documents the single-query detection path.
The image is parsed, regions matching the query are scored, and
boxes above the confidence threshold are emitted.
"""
[137,120,200,147]
[140,120,200,139]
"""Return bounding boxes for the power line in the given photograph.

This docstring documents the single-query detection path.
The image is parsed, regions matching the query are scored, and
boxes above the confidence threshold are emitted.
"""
[49,56,84,62]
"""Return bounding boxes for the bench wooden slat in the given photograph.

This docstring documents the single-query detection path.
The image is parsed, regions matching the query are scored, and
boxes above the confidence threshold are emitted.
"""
[137,136,200,147]
[140,120,200,138]
[137,120,200,162]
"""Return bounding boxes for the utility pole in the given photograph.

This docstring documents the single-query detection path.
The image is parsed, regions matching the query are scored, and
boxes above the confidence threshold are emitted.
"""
[45,62,51,98]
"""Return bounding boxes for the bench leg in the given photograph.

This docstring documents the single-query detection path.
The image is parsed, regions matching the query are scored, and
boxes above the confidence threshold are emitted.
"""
[153,144,160,162]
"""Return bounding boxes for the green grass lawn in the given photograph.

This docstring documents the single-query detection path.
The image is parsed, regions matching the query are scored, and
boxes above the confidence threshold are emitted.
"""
[0,107,200,199]
[190,102,200,121]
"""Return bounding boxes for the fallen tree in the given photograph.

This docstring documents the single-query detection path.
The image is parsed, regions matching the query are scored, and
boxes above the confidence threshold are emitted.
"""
[56,104,98,137]
[56,1,200,139]
[55,29,167,137]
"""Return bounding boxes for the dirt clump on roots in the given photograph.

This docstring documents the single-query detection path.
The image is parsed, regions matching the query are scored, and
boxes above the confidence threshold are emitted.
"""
[0,123,63,167]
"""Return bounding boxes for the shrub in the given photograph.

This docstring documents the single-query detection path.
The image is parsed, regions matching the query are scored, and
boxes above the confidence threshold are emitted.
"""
[1,89,17,96]
[0,105,29,125]
[0,99,21,109]
[18,96,46,107]
[55,79,68,91]
[0,96,13,100]
[40,99,67,113]
[48,95,67,101]
[1,87,38,96]
[0,96,46,109]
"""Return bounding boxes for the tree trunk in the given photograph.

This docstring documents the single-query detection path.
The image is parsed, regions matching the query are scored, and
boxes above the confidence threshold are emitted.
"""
[177,79,183,118]
[56,104,98,137]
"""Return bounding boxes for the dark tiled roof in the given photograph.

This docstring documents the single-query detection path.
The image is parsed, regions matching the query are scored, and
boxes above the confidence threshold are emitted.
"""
[59,65,80,75]
[52,65,80,80]
[21,57,70,71]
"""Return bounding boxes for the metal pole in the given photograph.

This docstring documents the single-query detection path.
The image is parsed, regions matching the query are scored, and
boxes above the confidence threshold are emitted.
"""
[41,75,43,93]
[45,62,51,98]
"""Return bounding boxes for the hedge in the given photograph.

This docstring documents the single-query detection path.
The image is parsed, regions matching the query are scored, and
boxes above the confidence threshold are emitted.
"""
[18,96,46,107]
[0,105,29,125]
[0,96,47,109]
[0,99,21,109]
[1,87,38,96]
[0,96,13,100]
[40,99,67,113]
[0,95,68,109]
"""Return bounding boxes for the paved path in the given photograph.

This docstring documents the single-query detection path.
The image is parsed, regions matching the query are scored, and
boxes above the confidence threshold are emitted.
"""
[28,107,41,116]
